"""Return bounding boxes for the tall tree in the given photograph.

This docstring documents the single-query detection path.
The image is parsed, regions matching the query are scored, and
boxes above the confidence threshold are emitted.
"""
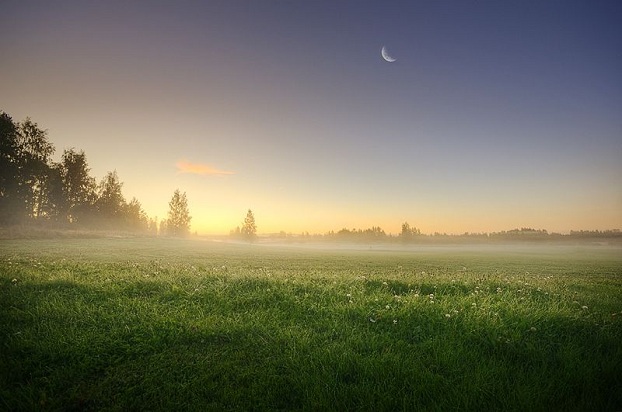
[38,164,66,221]
[124,197,148,231]
[241,209,257,240]
[0,112,21,224]
[166,189,191,236]
[96,170,126,223]
[60,148,97,223]
[17,118,56,219]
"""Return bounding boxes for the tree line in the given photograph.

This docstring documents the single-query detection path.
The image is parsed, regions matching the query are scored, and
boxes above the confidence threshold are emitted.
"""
[0,111,192,236]
[268,224,622,243]
[3,112,619,241]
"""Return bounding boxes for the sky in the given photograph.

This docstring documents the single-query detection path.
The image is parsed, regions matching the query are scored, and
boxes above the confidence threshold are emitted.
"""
[1,0,621,235]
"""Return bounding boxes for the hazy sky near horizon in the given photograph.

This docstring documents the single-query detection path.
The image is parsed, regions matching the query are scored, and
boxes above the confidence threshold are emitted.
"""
[2,1,621,235]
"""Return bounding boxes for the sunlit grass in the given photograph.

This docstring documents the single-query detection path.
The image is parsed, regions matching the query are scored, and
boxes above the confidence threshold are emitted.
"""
[1,238,621,410]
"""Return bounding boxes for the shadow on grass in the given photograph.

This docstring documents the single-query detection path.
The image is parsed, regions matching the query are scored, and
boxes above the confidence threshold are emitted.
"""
[1,276,621,411]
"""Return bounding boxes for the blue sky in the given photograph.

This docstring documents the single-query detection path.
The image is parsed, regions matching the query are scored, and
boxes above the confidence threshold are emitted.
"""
[1,0,621,234]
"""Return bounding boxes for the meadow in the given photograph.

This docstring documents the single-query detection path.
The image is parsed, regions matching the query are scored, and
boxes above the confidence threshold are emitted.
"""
[1,238,621,411]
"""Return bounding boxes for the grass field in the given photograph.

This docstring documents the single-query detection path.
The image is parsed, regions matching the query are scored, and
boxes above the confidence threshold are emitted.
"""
[1,238,621,411]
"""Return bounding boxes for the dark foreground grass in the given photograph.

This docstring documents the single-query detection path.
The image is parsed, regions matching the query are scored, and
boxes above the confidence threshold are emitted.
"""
[1,238,621,411]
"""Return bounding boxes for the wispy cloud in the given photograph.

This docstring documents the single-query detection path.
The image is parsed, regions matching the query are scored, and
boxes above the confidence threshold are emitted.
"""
[176,160,235,176]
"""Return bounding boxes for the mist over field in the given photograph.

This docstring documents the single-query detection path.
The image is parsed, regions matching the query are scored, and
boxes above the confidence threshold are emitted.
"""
[2,237,621,410]
[248,237,622,254]
[2,0,622,409]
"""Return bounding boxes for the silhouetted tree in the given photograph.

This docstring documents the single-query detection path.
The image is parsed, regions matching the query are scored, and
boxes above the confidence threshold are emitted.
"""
[60,148,97,224]
[0,116,58,222]
[241,209,257,241]
[17,118,56,220]
[0,111,157,233]
[39,164,66,221]
[166,189,191,236]
[0,112,22,224]
[124,197,148,231]
[364,226,386,238]
[96,171,126,224]
[400,222,421,241]
[401,222,411,237]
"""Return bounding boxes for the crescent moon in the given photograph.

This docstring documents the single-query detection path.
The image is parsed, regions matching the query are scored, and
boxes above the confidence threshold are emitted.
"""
[381,46,396,63]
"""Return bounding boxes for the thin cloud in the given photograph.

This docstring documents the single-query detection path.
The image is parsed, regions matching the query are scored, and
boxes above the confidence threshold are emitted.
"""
[176,160,235,176]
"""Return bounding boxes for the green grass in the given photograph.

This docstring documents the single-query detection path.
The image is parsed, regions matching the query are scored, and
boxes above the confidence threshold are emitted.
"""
[1,238,621,411]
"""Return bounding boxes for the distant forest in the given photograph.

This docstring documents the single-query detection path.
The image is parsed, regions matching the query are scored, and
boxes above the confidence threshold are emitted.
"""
[1,111,620,241]
[272,226,622,243]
